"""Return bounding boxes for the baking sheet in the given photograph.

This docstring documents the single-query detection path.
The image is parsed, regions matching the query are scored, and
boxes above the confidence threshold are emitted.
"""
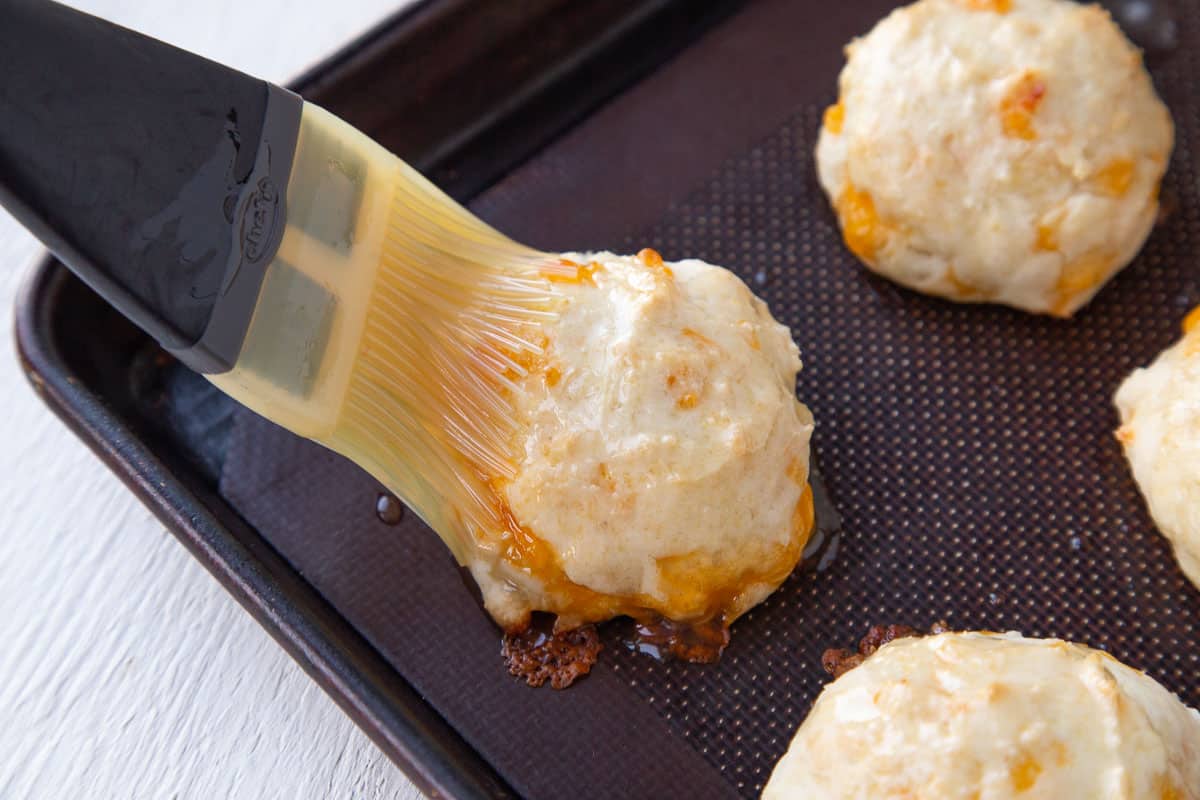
[20,0,1199,797]
[220,0,1200,796]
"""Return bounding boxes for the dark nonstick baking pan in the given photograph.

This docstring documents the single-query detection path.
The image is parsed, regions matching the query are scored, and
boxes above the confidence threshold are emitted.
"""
[16,1,1199,798]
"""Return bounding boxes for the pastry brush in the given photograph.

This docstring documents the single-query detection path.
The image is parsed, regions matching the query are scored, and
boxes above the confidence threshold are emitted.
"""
[0,0,572,565]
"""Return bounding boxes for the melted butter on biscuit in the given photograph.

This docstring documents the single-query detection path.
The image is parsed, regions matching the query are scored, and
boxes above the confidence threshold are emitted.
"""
[474,252,814,633]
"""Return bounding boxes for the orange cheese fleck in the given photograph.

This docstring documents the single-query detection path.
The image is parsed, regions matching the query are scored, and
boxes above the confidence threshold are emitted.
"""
[1000,71,1046,141]
[1183,305,1200,334]
[1010,753,1043,793]
[1035,223,1059,252]
[836,183,887,263]
[543,258,602,287]
[682,327,718,348]
[959,0,1012,11]
[677,393,699,410]
[638,247,674,279]
[501,340,547,381]
[739,321,762,350]
[1159,777,1184,800]
[544,366,562,387]
[824,102,845,135]
[596,462,616,492]
[638,248,663,267]
[792,483,815,539]
[1053,253,1110,316]
[1095,158,1135,197]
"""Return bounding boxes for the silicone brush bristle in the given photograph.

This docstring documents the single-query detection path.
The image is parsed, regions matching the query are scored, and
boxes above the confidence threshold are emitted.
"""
[331,171,570,562]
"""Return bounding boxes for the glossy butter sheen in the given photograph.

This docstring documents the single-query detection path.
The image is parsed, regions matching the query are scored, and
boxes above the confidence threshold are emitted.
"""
[477,251,814,630]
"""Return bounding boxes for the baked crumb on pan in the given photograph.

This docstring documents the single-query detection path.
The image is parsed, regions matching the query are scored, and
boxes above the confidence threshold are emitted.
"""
[820,621,949,678]
[501,620,602,690]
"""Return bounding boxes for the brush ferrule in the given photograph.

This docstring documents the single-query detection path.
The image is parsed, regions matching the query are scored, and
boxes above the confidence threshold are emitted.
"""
[208,103,397,437]
[168,84,302,373]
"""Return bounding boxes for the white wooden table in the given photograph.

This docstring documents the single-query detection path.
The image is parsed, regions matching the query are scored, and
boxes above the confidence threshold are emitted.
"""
[0,2,424,797]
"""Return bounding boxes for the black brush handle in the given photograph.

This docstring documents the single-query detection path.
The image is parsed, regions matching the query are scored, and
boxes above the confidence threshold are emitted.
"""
[0,0,302,372]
